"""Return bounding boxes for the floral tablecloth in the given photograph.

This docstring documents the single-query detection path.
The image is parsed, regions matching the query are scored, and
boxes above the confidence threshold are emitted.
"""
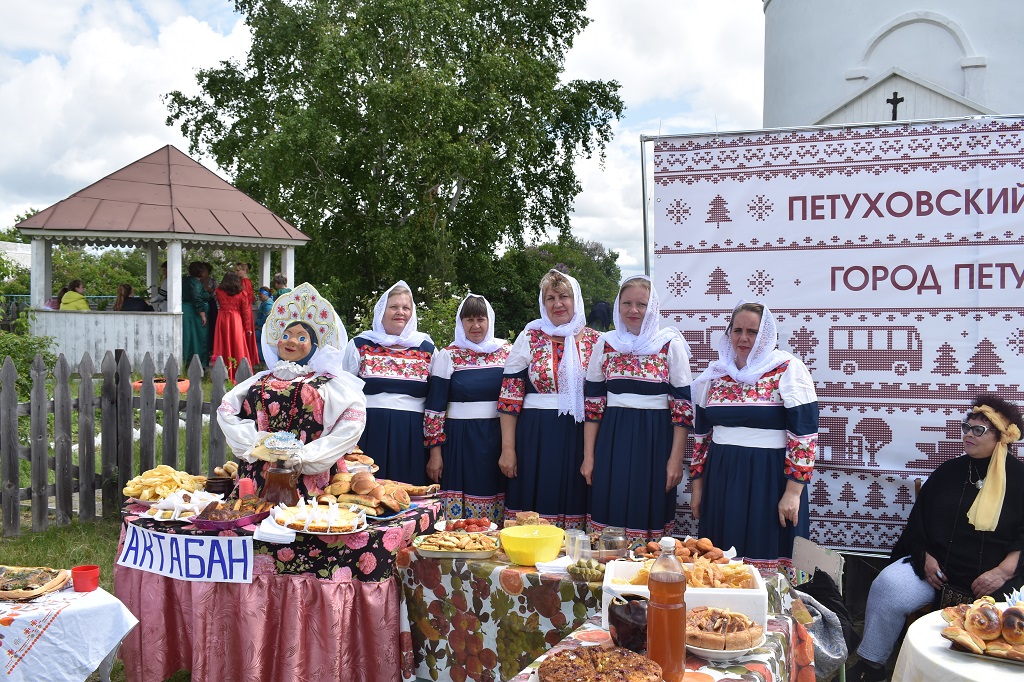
[398,552,603,682]
[115,500,440,682]
[400,561,816,682]
[507,613,814,682]
[120,499,439,581]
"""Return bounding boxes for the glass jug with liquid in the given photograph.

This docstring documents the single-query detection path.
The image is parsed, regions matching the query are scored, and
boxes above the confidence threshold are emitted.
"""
[262,464,300,506]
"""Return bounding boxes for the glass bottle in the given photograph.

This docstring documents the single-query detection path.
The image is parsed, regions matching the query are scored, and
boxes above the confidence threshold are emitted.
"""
[647,536,686,682]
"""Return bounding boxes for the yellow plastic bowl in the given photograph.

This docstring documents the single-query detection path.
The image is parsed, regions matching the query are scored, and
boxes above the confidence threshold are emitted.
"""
[499,525,565,566]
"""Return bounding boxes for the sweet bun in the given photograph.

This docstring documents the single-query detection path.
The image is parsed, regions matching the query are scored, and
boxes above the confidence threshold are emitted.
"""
[350,472,376,495]
[941,625,986,654]
[317,494,337,504]
[369,484,386,501]
[1002,606,1024,645]
[696,537,714,552]
[391,487,411,509]
[966,601,1003,641]
[379,494,401,513]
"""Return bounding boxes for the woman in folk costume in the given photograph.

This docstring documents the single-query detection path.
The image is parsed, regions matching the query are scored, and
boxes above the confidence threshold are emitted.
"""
[211,272,258,382]
[425,294,512,523]
[218,282,367,498]
[582,276,694,540]
[343,281,435,485]
[689,300,819,563]
[498,269,601,529]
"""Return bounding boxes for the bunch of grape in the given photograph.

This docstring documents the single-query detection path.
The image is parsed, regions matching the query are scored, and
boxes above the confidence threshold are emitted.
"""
[495,612,546,680]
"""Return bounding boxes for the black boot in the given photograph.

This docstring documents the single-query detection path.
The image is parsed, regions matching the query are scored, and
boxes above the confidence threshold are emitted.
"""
[848,658,887,682]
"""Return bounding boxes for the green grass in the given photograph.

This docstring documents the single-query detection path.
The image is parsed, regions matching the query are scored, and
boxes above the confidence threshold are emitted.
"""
[2,514,194,681]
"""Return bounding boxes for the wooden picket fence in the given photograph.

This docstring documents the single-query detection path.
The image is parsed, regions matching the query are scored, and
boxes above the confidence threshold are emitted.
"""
[0,351,254,537]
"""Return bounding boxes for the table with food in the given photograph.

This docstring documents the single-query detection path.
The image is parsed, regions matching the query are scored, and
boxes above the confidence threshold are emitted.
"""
[113,458,441,682]
[893,595,1024,681]
[1,567,138,682]
[399,514,814,682]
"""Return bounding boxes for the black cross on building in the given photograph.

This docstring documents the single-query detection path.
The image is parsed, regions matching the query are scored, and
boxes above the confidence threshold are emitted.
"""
[886,91,905,121]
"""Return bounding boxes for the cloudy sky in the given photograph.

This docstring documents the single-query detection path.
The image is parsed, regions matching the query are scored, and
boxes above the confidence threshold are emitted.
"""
[0,0,764,277]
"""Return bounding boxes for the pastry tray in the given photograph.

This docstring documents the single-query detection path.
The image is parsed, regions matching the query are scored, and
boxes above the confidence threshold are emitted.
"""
[949,645,1024,668]
[412,535,499,560]
[187,510,271,530]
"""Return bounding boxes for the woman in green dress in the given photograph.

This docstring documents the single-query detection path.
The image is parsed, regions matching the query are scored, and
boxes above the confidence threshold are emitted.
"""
[182,261,211,368]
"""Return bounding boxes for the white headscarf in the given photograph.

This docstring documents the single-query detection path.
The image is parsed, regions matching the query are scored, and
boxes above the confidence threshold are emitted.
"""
[524,269,588,422]
[356,280,432,348]
[452,294,505,354]
[605,275,685,356]
[261,282,348,376]
[692,299,793,397]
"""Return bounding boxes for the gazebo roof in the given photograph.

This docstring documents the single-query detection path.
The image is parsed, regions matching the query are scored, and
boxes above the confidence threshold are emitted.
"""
[17,145,309,248]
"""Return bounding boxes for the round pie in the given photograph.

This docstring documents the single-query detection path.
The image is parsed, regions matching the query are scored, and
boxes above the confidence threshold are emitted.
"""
[537,646,661,682]
[686,606,764,650]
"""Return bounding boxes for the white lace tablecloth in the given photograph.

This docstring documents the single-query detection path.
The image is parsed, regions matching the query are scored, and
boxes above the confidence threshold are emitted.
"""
[0,586,138,682]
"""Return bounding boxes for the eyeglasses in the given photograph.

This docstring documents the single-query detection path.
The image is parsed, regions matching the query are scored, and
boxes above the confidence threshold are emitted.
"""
[961,422,992,438]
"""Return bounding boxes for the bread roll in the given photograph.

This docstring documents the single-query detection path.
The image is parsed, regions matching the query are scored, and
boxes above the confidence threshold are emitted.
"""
[966,601,1002,641]
[351,472,376,495]
[379,494,401,513]
[391,487,411,509]
[317,494,337,504]
[369,484,386,501]
[1003,606,1024,645]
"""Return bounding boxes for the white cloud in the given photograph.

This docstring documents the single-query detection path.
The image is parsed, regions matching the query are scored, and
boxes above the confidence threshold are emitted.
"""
[0,2,249,223]
[563,0,764,278]
[0,0,765,281]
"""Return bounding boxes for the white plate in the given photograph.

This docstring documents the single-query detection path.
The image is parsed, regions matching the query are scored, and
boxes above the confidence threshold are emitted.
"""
[687,635,766,662]
[287,521,369,536]
[413,535,499,559]
[141,508,187,522]
[433,520,497,533]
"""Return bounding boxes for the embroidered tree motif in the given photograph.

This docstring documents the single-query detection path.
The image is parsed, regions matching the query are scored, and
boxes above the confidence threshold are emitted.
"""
[966,338,1005,376]
[853,418,892,468]
[705,267,732,301]
[810,479,830,508]
[839,482,857,508]
[932,342,960,376]
[789,326,819,368]
[894,484,913,511]
[863,481,886,510]
[706,195,732,229]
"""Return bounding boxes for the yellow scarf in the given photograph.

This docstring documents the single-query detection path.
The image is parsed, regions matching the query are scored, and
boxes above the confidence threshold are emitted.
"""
[966,405,1021,531]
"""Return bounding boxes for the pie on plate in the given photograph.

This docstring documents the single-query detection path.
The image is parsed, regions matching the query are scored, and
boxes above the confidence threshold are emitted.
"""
[537,646,661,682]
[686,606,765,651]
[0,565,70,600]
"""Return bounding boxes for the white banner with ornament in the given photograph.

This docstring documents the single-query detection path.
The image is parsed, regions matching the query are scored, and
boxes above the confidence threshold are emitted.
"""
[651,116,1024,551]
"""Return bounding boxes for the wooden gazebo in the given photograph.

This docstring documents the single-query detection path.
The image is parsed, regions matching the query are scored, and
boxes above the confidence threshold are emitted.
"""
[16,145,309,368]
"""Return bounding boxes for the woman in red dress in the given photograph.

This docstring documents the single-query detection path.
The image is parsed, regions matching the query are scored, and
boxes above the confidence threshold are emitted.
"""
[235,262,260,362]
[212,272,257,381]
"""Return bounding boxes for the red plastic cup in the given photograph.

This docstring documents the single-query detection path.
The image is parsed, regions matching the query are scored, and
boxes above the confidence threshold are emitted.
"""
[71,565,100,592]
[237,477,256,498]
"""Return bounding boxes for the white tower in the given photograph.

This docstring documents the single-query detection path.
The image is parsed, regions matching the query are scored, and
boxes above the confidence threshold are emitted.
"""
[762,0,1024,128]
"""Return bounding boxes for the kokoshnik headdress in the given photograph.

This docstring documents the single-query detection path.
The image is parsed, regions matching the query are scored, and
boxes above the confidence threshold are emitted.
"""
[262,282,348,373]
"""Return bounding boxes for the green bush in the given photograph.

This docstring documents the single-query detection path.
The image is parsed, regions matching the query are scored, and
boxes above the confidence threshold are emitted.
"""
[0,331,56,399]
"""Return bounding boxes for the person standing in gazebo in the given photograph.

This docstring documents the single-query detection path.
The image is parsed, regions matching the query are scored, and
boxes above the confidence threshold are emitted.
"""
[182,262,210,367]
[236,262,259,363]
[212,272,257,381]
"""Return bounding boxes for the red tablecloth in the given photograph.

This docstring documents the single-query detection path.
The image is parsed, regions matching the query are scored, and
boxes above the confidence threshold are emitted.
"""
[115,500,439,682]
